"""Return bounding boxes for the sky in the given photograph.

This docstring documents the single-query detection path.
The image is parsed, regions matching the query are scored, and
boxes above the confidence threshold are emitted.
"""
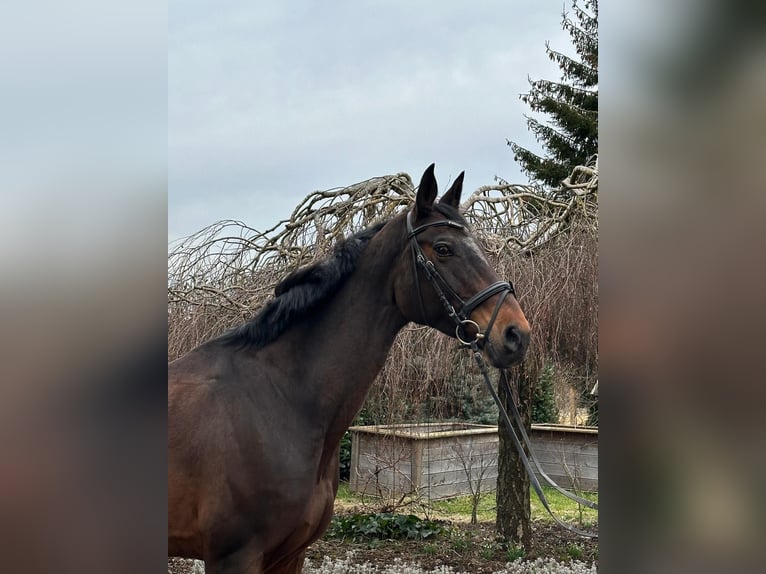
[169,1,572,243]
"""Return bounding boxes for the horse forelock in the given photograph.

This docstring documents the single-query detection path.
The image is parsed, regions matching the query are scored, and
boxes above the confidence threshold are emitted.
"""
[432,202,469,227]
[219,221,387,350]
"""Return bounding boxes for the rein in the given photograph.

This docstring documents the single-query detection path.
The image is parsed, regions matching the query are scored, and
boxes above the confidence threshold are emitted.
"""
[407,211,598,539]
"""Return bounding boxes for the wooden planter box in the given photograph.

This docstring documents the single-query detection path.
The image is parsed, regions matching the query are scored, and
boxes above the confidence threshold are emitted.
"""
[348,422,598,500]
[529,424,598,492]
[348,422,499,500]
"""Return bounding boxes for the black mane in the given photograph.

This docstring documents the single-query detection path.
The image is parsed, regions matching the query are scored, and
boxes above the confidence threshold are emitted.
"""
[219,221,387,350]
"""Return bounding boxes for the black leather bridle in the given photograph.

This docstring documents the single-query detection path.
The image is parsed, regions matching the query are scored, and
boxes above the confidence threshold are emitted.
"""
[406,211,513,346]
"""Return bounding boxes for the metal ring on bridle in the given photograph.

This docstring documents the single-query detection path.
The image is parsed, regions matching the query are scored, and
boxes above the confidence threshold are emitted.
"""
[455,319,483,346]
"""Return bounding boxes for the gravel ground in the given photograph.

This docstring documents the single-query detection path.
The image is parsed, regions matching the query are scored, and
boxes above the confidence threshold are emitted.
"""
[168,519,597,574]
[170,556,595,574]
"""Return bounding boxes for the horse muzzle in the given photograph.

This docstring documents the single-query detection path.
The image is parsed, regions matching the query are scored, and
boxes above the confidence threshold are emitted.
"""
[484,323,530,368]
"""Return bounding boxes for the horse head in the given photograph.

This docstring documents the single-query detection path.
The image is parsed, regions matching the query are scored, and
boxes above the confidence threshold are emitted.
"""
[393,164,530,368]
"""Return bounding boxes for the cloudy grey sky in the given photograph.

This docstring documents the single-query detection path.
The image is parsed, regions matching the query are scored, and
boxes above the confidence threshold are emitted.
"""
[169,1,571,242]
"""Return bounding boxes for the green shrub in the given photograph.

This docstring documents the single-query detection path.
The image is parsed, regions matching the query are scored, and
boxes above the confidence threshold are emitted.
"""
[325,513,445,542]
[450,531,473,555]
[460,390,499,424]
[532,362,559,424]
[506,543,526,561]
[338,431,352,481]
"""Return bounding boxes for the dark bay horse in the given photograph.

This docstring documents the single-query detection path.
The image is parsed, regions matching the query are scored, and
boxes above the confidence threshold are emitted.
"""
[168,164,530,573]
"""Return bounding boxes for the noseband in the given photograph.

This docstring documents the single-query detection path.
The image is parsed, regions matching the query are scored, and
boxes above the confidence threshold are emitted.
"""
[406,211,514,346]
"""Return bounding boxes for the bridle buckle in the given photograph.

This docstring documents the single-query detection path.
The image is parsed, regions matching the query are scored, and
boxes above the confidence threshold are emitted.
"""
[456,319,483,347]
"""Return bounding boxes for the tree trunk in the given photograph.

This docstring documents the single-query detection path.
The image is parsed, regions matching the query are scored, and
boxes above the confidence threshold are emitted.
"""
[495,368,533,548]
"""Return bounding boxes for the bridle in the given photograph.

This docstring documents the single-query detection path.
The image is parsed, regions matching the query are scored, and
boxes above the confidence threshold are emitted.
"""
[406,209,599,539]
[406,211,513,346]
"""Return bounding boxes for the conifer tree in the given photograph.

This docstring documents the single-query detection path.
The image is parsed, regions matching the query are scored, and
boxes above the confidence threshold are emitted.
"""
[508,0,598,188]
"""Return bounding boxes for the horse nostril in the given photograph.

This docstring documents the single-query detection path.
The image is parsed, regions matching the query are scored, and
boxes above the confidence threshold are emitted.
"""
[504,325,522,350]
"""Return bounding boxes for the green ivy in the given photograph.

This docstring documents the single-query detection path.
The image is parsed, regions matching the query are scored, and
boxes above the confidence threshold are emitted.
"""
[325,513,446,542]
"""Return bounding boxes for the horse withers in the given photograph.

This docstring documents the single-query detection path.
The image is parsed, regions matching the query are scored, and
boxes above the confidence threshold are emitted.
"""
[168,164,530,573]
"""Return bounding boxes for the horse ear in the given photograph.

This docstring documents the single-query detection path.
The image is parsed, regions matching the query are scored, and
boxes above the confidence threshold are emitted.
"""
[439,171,464,208]
[415,163,438,218]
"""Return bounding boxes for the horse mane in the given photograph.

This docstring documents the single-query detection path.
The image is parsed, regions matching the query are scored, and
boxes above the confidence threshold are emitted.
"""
[219,221,388,350]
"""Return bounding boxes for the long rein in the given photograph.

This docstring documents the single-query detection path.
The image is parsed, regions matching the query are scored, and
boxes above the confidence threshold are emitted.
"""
[406,213,598,539]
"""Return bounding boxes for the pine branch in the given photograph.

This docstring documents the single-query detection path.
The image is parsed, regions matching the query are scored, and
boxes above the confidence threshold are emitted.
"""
[508,0,598,186]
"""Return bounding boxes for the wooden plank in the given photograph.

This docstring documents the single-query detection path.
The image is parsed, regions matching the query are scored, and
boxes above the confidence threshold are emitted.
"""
[528,450,599,470]
[533,463,594,478]
[425,473,499,489]
[424,456,499,474]
[532,436,598,450]
[424,440,498,461]
[535,452,595,464]
[531,441,599,454]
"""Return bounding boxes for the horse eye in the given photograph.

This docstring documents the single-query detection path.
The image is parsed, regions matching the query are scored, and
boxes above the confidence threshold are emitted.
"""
[434,244,453,257]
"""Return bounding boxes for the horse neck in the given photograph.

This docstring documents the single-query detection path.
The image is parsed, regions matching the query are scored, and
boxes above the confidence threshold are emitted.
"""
[282,217,409,430]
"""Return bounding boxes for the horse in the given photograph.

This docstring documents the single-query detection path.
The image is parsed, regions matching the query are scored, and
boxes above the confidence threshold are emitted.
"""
[168,164,530,573]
